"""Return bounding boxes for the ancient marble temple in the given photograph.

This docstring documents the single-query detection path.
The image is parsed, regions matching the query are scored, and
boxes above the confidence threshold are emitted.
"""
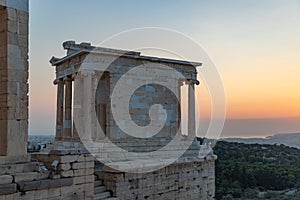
[48,41,217,199]
[49,41,200,144]
[0,0,216,199]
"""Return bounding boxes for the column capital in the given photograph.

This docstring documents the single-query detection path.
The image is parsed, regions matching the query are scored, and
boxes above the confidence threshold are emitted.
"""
[53,78,64,85]
[186,79,200,86]
[63,76,73,83]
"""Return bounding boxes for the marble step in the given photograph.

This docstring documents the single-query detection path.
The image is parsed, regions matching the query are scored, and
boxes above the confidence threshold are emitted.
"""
[94,191,111,200]
[94,180,103,187]
[94,185,106,194]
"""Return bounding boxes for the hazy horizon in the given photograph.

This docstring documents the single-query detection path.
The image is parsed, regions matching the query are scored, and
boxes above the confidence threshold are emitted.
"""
[29,117,300,139]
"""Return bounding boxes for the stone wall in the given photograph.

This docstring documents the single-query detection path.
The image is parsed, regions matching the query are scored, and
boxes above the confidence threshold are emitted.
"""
[96,157,216,200]
[103,60,185,140]
[32,150,95,199]
[0,1,29,157]
[0,150,94,200]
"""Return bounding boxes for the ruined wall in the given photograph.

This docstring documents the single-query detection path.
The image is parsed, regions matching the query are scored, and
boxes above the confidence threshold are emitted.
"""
[33,151,94,200]
[96,157,216,200]
[0,151,94,200]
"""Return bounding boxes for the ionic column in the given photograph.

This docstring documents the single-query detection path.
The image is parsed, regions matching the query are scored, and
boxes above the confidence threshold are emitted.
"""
[81,70,95,142]
[188,81,196,137]
[72,74,81,142]
[55,79,64,141]
[178,79,184,136]
[64,76,73,140]
[91,74,98,141]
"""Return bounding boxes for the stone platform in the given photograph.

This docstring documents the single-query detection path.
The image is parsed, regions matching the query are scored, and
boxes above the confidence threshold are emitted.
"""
[90,138,217,199]
[95,155,216,200]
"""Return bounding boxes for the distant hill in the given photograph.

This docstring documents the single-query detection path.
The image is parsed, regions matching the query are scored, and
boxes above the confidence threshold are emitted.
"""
[222,133,300,149]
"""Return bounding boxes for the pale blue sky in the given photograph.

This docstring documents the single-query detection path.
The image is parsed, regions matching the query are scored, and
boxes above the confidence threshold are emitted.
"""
[29,0,300,137]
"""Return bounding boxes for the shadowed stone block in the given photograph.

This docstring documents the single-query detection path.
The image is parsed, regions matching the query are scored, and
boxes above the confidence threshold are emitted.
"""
[71,161,94,170]
[0,183,17,195]
[0,161,36,175]
[14,171,50,182]
[18,178,73,192]
[0,175,13,184]
[61,170,73,178]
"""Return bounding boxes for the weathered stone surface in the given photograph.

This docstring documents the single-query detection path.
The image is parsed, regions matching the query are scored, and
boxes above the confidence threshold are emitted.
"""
[54,155,80,164]
[47,145,89,154]
[18,178,73,192]
[33,153,80,164]
[0,175,13,184]
[61,170,73,178]
[14,171,50,182]
[77,154,94,162]
[73,168,94,177]
[0,183,17,195]
[61,191,85,200]
[0,161,36,175]
[73,175,94,185]
[99,159,216,200]
[58,163,71,171]
[71,161,94,169]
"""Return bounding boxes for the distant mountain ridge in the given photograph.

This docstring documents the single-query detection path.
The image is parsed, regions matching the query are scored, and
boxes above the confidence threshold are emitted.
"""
[222,133,300,149]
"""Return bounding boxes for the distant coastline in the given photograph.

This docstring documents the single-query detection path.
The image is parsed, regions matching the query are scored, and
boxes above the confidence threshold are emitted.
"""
[221,132,300,149]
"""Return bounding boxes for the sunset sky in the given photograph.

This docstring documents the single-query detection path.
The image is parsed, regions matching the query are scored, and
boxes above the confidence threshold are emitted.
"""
[29,0,300,137]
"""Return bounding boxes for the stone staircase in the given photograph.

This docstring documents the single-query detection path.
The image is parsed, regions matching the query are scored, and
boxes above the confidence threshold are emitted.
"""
[94,177,118,200]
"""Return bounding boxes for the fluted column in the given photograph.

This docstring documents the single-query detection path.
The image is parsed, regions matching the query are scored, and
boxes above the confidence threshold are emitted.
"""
[64,76,73,140]
[188,81,195,137]
[55,79,64,141]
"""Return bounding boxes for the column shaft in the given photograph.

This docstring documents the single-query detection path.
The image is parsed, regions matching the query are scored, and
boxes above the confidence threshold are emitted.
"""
[82,71,93,141]
[64,77,73,140]
[188,82,195,137]
[72,75,81,142]
[55,79,64,141]
[178,80,183,136]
